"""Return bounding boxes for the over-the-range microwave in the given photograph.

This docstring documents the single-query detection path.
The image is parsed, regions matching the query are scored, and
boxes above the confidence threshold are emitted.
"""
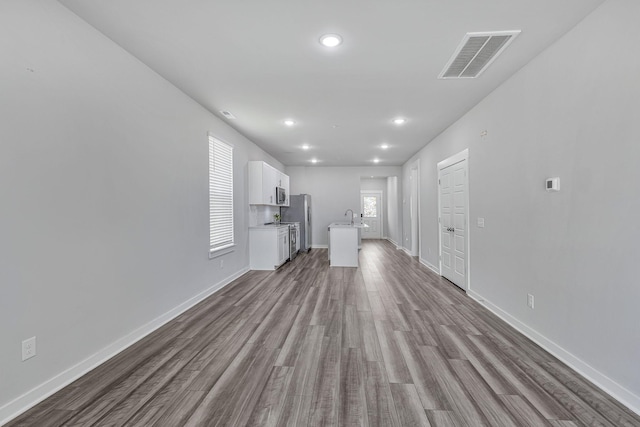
[276,186,286,204]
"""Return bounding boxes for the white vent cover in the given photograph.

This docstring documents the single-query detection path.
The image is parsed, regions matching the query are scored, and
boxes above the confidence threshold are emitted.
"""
[220,110,236,119]
[439,30,521,79]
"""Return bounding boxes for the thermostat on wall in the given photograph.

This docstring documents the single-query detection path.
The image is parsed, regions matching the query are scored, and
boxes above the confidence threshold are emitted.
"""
[546,177,560,192]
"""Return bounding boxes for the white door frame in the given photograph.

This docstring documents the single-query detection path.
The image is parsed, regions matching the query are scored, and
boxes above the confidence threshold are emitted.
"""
[437,149,470,291]
[410,163,420,257]
[360,190,383,239]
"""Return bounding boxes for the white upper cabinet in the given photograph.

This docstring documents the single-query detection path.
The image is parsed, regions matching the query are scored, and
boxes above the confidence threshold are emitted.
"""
[279,172,290,206]
[248,161,289,206]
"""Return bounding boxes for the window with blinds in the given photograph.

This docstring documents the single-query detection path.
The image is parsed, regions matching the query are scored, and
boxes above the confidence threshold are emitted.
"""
[209,135,234,253]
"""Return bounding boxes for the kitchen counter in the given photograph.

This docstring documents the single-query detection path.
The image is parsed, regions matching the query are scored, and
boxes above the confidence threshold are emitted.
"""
[249,224,290,229]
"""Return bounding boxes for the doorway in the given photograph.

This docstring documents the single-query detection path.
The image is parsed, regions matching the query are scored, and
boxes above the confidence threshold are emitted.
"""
[438,149,469,290]
[360,191,382,239]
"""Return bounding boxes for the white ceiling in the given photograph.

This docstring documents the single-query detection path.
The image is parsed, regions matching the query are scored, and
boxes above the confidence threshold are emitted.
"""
[59,0,603,167]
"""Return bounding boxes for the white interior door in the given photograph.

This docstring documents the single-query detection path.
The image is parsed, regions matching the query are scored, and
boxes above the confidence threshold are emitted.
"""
[361,192,382,239]
[438,155,468,290]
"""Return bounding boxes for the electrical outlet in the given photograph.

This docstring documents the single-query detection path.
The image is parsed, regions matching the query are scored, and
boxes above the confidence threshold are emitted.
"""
[527,294,535,309]
[220,259,224,269]
[477,217,485,228]
[22,336,36,361]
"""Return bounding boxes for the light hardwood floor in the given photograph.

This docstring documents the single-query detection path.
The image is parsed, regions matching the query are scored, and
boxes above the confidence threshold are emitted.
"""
[7,240,640,426]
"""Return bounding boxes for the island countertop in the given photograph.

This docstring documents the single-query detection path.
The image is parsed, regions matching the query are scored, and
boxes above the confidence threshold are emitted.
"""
[328,222,369,229]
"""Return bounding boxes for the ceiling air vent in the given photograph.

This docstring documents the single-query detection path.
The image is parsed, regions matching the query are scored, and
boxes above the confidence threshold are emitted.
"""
[438,30,521,79]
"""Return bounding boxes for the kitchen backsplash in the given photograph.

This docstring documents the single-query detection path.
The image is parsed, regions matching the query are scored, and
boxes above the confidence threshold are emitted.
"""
[249,205,280,226]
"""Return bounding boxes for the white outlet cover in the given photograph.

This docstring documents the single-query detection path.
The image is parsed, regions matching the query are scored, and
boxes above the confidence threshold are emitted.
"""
[477,217,485,228]
[22,336,36,361]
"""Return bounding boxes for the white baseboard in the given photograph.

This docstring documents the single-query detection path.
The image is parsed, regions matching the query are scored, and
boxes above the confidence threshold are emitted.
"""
[419,257,440,275]
[385,237,400,248]
[311,244,328,249]
[467,290,640,417]
[0,267,250,426]
[401,247,416,257]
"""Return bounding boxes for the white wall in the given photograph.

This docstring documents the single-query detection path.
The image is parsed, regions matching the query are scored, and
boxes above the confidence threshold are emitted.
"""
[402,0,640,412]
[287,166,401,247]
[360,178,387,237]
[0,0,282,421]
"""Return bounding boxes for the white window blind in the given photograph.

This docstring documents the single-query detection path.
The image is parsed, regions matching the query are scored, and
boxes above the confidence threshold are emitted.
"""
[209,135,234,252]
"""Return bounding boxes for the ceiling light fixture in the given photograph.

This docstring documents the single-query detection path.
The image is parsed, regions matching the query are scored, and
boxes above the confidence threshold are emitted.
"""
[393,118,406,125]
[311,158,318,164]
[284,119,296,126]
[320,34,343,48]
[302,144,310,150]
[373,158,380,164]
[219,110,236,119]
[380,143,389,149]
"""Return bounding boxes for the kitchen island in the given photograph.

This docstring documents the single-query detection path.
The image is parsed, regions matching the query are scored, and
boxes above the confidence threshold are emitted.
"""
[328,222,368,267]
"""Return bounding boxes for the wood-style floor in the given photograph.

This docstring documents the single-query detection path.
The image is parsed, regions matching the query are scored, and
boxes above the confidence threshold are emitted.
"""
[7,240,640,426]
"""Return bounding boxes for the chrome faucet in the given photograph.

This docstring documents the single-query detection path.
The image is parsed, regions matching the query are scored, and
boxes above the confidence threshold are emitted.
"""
[344,209,354,225]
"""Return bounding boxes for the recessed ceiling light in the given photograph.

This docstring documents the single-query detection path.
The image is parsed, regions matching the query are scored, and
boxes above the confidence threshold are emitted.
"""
[320,34,342,48]
[373,158,380,164]
[302,144,310,150]
[393,118,406,125]
[311,158,319,164]
[380,143,389,149]
[284,119,296,126]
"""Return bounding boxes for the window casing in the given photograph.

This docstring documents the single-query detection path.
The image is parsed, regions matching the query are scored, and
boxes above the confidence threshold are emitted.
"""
[209,134,234,254]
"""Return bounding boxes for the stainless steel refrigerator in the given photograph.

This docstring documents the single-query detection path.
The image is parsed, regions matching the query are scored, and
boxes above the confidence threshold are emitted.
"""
[281,194,311,252]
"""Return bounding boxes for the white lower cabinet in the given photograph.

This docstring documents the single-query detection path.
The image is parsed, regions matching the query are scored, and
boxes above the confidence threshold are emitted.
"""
[277,227,289,266]
[249,226,289,270]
